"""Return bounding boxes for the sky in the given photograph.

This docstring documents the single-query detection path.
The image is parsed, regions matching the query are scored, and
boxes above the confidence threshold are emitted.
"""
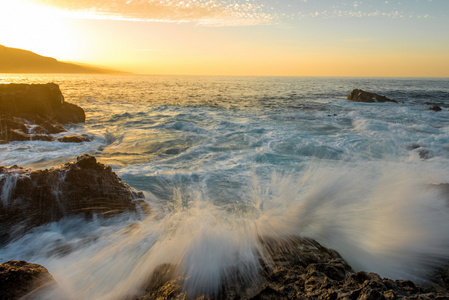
[0,0,448,76]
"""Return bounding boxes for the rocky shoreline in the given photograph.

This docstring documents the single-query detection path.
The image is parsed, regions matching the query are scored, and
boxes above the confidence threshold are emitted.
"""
[1,235,449,299]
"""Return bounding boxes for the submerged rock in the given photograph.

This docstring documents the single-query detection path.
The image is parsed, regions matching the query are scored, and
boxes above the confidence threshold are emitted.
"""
[0,154,145,244]
[430,105,442,112]
[347,89,398,103]
[0,83,86,143]
[0,260,56,300]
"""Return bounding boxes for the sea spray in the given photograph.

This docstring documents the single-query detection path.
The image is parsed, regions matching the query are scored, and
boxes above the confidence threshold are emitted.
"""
[287,162,449,281]
[40,191,263,299]
[0,169,25,208]
[1,161,449,299]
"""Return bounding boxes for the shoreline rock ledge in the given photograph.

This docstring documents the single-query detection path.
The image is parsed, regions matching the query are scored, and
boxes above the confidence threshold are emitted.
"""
[0,260,56,300]
[0,83,89,143]
[0,154,146,244]
[2,237,449,300]
[347,89,398,103]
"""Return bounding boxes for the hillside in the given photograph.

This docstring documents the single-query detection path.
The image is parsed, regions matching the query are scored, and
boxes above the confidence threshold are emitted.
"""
[0,45,125,74]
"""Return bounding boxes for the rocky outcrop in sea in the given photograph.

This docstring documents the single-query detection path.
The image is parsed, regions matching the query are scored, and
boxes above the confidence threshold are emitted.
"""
[0,83,90,143]
[0,154,146,244]
[347,89,398,103]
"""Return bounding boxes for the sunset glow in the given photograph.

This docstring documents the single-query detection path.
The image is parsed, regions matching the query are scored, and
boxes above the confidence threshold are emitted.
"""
[1,0,448,76]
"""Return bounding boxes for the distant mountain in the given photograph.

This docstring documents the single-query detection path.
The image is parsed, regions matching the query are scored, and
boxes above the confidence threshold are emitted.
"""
[0,45,126,74]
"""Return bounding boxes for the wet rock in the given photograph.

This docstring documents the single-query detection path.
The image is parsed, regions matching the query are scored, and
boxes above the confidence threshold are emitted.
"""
[347,89,398,103]
[136,236,449,300]
[0,154,145,244]
[418,149,431,159]
[57,134,92,143]
[0,260,56,300]
[0,83,85,143]
[408,144,422,150]
[429,106,442,112]
[406,144,431,159]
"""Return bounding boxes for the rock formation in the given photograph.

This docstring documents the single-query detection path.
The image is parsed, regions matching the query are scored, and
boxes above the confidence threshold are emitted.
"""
[0,154,145,244]
[0,83,90,143]
[0,260,56,300]
[347,89,398,103]
[138,236,449,300]
[2,236,448,299]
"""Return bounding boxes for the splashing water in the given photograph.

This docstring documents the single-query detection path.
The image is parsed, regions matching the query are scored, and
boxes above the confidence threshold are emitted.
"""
[2,161,449,299]
[0,169,24,208]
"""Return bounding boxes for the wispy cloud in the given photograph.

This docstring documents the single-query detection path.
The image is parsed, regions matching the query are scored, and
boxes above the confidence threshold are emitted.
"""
[31,0,438,26]
[32,0,277,26]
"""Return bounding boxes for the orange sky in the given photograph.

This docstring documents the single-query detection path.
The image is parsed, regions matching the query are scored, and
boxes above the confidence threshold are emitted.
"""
[1,0,448,76]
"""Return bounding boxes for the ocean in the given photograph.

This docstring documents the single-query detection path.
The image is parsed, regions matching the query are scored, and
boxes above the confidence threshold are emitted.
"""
[1,74,449,299]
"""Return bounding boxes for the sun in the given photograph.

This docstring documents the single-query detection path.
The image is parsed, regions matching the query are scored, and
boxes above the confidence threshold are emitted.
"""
[0,0,83,61]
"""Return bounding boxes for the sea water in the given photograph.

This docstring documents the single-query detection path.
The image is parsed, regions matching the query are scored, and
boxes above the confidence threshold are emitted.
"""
[0,75,449,299]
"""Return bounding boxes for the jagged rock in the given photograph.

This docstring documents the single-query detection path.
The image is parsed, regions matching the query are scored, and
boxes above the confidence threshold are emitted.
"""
[347,89,398,103]
[430,106,442,112]
[2,236,448,300]
[0,260,56,300]
[57,134,92,143]
[136,236,449,300]
[0,83,85,143]
[0,154,145,244]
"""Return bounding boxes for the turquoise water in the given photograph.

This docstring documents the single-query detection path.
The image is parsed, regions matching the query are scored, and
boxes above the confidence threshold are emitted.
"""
[1,75,449,299]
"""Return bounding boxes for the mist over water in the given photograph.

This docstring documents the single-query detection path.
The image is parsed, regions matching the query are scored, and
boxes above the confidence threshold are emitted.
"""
[1,75,449,298]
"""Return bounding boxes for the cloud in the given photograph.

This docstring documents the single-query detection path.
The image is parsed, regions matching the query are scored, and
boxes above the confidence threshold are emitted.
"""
[31,0,437,26]
[32,0,277,26]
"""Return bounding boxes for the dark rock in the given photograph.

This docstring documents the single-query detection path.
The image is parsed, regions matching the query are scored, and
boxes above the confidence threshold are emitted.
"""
[408,144,422,150]
[406,144,431,159]
[0,154,145,244]
[32,116,66,134]
[418,149,431,159]
[57,134,91,143]
[430,106,442,112]
[0,260,56,299]
[0,83,86,143]
[0,116,30,143]
[134,235,449,300]
[347,89,398,103]
[54,102,86,124]
[0,83,85,123]
[31,134,55,142]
